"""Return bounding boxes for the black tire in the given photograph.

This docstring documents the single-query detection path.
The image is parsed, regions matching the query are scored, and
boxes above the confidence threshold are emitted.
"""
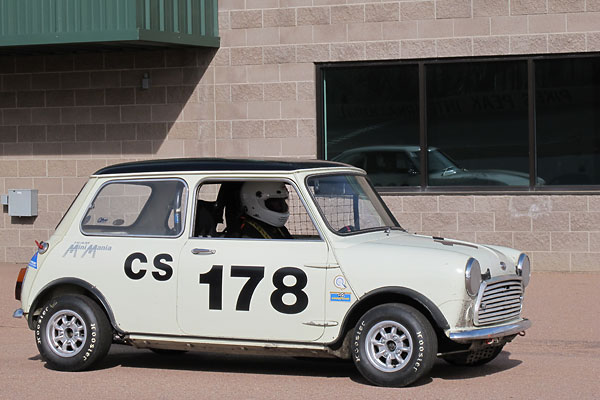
[35,294,112,371]
[442,345,504,366]
[351,304,437,387]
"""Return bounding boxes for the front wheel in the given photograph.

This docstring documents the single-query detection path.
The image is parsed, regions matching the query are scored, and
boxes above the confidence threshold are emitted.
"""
[35,294,112,371]
[351,304,437,387]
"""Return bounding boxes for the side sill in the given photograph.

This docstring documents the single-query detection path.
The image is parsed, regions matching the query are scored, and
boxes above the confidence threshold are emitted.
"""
[126,333,336,358]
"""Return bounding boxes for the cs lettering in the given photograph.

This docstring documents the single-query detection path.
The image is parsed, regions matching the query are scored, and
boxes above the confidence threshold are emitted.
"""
[124,252,173,281]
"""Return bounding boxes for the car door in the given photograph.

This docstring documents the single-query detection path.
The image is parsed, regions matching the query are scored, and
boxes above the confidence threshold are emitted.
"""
[177,180,330,342]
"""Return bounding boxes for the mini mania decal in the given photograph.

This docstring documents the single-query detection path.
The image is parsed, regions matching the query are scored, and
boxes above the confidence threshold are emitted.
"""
[63,242,112,258]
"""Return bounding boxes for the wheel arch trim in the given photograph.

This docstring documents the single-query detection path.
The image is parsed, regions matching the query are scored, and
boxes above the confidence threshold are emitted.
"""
[28,278,123,334]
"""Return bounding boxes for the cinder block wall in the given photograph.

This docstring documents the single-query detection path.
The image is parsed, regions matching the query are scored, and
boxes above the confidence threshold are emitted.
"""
[0,49,219,262]
[382,195,600,272]
[2,0,600,269]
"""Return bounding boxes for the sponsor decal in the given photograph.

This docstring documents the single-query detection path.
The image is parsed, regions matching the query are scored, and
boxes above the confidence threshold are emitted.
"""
[63,241,112,258]
[334,275,347,290]
[330,292,351,302]
[28,251,38,269]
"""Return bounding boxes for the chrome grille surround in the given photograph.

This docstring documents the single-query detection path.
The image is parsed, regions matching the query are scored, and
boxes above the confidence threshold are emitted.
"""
[474,276,524,326]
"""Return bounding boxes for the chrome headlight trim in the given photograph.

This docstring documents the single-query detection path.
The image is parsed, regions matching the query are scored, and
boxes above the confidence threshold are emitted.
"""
[465,258,481,298]
[516,253,531,288]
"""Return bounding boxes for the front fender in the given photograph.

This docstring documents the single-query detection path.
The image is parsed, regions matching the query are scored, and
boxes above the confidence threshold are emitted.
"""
[336,242,472,330]
[327,285,449,350]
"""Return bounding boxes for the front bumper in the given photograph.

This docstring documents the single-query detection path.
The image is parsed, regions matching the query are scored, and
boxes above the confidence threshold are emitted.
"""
[448,319,532,343]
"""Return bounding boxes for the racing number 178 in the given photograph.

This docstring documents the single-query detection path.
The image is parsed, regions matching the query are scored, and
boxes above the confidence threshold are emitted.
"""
[199,265,308,314]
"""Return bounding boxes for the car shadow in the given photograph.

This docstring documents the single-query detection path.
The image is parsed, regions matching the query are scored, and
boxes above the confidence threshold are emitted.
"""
[91,345,357,379]
[41,345,521,386]
[430,351,522,381]
[347,351,521,387]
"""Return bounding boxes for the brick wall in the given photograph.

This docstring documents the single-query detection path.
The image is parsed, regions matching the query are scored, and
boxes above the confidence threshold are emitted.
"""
[2,0,600,268]
[0,49,218,262]
[383,195,600,272]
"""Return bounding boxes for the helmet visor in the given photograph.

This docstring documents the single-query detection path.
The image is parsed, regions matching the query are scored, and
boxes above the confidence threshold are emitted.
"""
[265,198,288,213]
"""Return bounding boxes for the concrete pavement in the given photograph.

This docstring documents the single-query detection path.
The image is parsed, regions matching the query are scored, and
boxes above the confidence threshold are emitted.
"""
[1,262,599,399]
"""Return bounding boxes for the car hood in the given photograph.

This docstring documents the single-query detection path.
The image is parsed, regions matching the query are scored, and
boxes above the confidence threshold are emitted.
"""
[451,169,530,185]
[333,231,521,278]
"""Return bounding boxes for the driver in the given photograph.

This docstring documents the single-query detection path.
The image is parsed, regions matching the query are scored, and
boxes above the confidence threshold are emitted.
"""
[237,182,292,239]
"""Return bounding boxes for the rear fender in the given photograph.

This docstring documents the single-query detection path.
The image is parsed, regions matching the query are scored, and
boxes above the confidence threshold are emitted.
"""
[28,278,122,334]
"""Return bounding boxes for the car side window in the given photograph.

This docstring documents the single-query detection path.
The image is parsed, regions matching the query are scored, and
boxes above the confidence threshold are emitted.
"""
[193,180,321,240]
[81,179,187,237]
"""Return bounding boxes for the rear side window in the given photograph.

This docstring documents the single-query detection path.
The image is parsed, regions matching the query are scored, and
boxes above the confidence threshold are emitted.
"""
[81,179,188,237]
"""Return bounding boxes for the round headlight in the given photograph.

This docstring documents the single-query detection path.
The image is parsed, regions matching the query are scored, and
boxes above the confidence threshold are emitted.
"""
[516,253,531,288]
[465,258,481,297]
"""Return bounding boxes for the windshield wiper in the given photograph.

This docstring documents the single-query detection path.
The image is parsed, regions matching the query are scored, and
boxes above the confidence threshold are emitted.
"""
[365,226,406,234]
[386,226,407,232]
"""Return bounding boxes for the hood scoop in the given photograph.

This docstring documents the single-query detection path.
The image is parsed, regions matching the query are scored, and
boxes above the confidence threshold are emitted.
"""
[432,237,478,249]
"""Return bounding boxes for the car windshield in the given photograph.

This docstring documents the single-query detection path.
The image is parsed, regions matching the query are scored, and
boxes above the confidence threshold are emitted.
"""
[415,149,463,173]
[306,174,402,234]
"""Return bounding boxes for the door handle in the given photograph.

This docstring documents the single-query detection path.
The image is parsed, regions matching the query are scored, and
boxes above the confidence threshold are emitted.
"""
[191,248,216,255]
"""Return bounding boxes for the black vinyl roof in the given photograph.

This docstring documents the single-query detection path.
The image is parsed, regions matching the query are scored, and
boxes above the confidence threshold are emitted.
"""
[94,158,350,175]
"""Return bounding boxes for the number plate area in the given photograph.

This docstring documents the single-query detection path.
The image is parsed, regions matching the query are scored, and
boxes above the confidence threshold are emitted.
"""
[177,239,328,342]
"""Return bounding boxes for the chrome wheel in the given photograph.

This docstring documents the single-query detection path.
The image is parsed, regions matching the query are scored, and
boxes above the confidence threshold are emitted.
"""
[46,310,87,357]
[365,320,413,373]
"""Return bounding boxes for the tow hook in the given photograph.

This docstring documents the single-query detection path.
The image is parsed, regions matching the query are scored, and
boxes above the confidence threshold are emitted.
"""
[486,338,500,345]
[518,331,526,337]
[13,308,23,319]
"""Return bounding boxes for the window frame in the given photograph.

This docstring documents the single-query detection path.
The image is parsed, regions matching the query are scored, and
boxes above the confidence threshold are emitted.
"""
[80,178,189,239]
[304,171,402,237]
[316,52,600,194]
[190,176,326,242]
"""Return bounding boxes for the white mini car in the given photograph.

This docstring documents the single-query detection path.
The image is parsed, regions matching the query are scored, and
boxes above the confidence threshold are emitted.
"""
[13,158,531,387]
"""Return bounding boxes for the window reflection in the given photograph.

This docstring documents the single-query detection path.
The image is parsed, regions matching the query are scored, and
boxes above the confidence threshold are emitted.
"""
[323,56,600,188]
[536,58,600,185]
[324,65,420,181]
[426,61,530,186]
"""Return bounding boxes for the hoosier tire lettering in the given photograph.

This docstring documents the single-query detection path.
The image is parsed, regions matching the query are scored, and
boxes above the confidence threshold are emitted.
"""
[82,324,97,362]
[35,306,49,345]
[353,320,366,363]
[413,331,425,372]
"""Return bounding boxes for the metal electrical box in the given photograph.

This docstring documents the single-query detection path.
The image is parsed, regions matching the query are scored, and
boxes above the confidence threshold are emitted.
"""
[7,189,38,217]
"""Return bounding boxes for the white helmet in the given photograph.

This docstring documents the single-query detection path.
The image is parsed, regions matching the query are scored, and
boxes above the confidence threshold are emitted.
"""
[241,182,290,227]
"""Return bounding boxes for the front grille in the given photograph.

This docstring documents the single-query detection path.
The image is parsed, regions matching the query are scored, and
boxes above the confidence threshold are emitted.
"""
[474,277,524,326]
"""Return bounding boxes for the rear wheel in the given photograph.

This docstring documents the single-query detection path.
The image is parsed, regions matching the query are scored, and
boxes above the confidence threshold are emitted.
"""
[35,295,112,371]
[351,304,437,387]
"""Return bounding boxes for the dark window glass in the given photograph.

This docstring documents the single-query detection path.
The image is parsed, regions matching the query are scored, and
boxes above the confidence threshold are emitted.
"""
[426,61,530,186]
[324,65,420,187]
[81,180,187,237]
[536,58,600,185]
